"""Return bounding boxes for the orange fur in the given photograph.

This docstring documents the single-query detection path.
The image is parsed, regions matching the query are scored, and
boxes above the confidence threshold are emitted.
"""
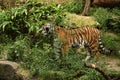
[54,26,100,55]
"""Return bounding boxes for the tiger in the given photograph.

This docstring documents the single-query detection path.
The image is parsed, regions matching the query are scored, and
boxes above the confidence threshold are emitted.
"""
[42,23,112,61]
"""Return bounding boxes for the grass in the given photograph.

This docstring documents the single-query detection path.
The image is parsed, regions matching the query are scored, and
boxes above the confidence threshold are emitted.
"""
[101,32,120,58]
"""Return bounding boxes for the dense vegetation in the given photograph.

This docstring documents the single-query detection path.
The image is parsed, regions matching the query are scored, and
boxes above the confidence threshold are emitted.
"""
[0,0,120,80]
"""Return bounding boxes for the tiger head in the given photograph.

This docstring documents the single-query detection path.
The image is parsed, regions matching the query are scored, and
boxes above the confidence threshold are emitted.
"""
[42,23,54,35]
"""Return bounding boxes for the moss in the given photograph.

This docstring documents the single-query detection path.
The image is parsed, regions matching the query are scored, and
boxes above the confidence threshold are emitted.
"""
[64,13,99,28]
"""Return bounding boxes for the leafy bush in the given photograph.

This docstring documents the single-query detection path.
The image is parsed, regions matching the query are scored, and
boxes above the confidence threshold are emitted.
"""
[107,16,120,33]
[63,0,84,14]
[22,47,105,80]
[101,32,120,58]
[0,0,66,60]
[0,34,12,44]
[1,34,104,80]
[111,7,120,16]
[0,1,67,78]
[0,1,66,39]
[89,7,120,33]
[92,8,112,29]
[6,36,30,61]
[22,43,53,77]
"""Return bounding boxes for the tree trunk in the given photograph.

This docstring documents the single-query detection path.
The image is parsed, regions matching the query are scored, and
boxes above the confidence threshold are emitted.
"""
[81,0,91,16]
[0,0,16,9]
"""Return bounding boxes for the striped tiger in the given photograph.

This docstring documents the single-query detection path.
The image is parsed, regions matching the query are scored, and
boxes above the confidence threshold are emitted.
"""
[42,23,111,61]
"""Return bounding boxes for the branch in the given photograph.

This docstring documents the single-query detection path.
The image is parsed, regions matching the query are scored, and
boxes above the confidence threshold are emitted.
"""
[84,62,111,80]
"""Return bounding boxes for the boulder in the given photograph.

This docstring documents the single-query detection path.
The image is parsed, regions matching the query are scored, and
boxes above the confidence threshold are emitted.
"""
[93,0,120,7]
[0,60,23,80]
[64,13,99,28]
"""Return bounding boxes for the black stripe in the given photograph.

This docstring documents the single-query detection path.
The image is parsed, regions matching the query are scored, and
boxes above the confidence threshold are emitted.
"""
[78,28,84,45]
[73,29,81,43]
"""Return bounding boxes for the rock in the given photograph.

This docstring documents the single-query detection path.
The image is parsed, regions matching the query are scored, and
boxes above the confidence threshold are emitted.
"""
[0,60,23,80]
[92,0,120,7]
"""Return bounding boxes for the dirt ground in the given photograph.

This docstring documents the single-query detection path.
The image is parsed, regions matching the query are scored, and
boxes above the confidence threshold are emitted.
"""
[98,55,120,73]
[106,57,120,72]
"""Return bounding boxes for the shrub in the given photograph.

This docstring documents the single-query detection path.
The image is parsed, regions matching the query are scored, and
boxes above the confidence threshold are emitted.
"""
[101,32,120,58]
[106,7,120,33]
[22,47,105,80]
[63,0,84,14]
[107,16,120,33]
[0,1,66,39]
[111,7,120,16]
[7,36,30,61]
[92,8,112,29]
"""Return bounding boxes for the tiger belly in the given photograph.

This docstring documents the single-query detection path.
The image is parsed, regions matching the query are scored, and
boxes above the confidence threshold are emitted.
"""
[69,35,87,48]
[71,39,86,48]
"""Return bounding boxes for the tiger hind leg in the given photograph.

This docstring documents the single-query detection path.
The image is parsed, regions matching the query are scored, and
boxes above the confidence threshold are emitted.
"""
[85,52,91,61]
[90,43,100,61]
[84,46,91,61]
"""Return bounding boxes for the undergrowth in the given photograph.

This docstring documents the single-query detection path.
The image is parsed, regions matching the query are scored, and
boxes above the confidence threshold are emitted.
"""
[63,0,84,14]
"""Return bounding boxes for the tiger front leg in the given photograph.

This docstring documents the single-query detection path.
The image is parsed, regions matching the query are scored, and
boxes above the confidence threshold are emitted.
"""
[84,46,91,62]
[85,48,91,62]
[62,44,70,57]
[53,38,63,61]
[85,52,91,61]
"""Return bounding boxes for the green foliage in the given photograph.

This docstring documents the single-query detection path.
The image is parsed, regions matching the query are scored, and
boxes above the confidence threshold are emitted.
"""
[22,48,105,80]
[7,36,30,61]
[92,8,112,28]
[63,0,84,14]
[89,7,120,33]
[0,0,66,61]
[107,16,120,33]
[22,43,53,77]
[0,33,105,80]
[0,34,12,44]
[102,32,120,58]
[0,1,66,39]
[0,36,30,61]
[88,7,120,55]
[111,7,120,16]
